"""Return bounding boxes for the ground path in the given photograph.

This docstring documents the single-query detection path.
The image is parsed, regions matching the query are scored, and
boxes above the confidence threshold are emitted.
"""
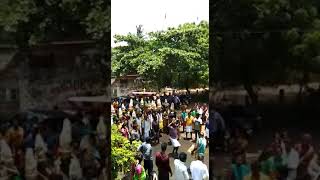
[151,131,209,179]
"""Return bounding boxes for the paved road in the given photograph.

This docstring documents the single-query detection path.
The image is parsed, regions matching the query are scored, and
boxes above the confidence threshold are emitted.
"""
[150,131,209,179]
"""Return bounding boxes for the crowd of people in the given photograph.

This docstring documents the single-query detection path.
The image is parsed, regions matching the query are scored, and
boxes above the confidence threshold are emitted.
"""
[0,111,108,180]
[111,93,210,180]
[224,128,320,180]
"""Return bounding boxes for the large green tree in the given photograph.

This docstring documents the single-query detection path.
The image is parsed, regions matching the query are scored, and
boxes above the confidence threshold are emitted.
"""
[0,0,110,80]
[0,0,110,47]
[112,21,209,91]
[211,0,320,104]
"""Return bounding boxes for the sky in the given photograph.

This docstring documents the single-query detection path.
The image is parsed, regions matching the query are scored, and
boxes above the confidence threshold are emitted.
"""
[111,0,209,47]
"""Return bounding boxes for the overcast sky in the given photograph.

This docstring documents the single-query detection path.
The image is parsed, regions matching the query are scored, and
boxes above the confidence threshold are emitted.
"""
[111,0,209,46]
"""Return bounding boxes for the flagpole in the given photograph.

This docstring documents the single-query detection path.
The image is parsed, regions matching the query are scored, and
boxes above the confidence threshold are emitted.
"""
[162,12,167,30]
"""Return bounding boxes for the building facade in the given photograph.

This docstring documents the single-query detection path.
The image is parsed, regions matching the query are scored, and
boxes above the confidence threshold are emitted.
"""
[111,74,142,97]
[0,41,107,119]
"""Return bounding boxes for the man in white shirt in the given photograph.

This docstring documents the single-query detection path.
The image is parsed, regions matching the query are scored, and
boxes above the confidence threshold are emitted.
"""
[190,154,209,180]
[174,152,190,180]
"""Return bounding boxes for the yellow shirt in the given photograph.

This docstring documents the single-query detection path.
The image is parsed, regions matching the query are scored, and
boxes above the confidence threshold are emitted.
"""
[186,116,193,126]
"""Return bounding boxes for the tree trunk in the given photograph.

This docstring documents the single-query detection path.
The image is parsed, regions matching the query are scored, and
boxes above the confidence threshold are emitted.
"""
[244,83,258,105]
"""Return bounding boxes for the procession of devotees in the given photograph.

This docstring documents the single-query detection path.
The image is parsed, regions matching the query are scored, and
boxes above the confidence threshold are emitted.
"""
[0,111,108,180]
[111,93,210,180]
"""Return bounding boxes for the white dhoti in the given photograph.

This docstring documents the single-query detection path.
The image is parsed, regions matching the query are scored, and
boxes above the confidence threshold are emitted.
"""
[170,137,181,147]
[185,126,192,133]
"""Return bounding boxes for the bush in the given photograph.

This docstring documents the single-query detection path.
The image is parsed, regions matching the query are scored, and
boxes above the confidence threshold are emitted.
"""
[111,124,141,179]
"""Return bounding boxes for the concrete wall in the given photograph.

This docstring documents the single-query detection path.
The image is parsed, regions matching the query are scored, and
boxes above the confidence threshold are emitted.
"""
[211,83,320,105]
[111,79,139,97]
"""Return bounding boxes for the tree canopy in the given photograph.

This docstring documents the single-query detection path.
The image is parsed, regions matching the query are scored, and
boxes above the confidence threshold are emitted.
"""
[212,0,320,104]
[112,21,209,90]
[0,0,110,81]
[0,0,110,47]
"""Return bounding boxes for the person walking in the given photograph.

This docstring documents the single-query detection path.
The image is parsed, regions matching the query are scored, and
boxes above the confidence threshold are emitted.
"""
[174,152,190,180]
[138,138,153,179]
[194,114,202,142]
[181,110,188,133]
[185,113,193,140]
[192,132,207,157]
[168,120,181,156]
[155,143,172,180]
[190,153,209,180]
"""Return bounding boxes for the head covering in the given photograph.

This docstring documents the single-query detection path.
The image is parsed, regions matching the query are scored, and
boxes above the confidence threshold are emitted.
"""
[80,135,91,151]
[25,148,37,176]
[0,139,13,163]
[132,110,137,118]
[157,99,161,107]
[69,154,82,179]
[96,116,106,139]
[170,103,174,111]
[129,99,134,108]
[35,133,47,153]
[118,108,123,118]
[59,118,72,150]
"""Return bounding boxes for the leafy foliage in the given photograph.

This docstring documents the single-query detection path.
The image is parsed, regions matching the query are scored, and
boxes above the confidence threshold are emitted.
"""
[0,0,110,47]
[112,22,209,90]
[212,0,320,103]
[111,125,140,179]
